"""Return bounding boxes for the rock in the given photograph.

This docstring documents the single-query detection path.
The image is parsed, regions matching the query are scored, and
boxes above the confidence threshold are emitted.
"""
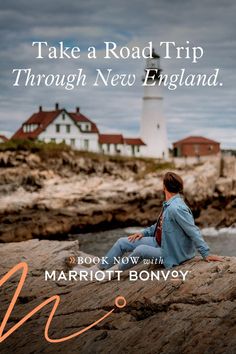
[183,159,221,202]
[0,150,235,242]
[221,156,236,178]
[25,153,41,167]
[22,171,44,191]
[0,239,235,353]
[215,177,235,196]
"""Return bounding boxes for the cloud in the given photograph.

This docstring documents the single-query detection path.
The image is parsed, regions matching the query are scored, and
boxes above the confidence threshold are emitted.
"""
[0,0,235,148]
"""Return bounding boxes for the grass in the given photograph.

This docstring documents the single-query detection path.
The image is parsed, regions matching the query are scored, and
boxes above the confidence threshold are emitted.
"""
[0,139,70,159]
[0,139,175,173]
[0,139,68,152]
[73,148,175,175]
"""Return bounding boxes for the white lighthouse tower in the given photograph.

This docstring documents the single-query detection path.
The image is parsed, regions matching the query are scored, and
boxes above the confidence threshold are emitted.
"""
[140,50,168,159]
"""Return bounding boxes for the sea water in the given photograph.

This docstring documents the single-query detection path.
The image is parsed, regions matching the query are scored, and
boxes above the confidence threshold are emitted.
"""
[71,227,236,258]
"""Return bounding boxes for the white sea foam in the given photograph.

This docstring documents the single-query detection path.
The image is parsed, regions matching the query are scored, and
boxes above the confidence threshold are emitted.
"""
[202,227,236,237]
[125,226,236,238]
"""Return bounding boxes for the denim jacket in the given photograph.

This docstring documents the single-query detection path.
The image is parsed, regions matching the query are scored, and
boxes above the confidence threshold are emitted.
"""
[141,194,210,268]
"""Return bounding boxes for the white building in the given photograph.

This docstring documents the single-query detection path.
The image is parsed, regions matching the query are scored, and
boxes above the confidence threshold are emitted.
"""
[99,134,146,157]
[12,104,146,157]
[0,135,8,143]
[12,51,169,159]
[140,50,169,159]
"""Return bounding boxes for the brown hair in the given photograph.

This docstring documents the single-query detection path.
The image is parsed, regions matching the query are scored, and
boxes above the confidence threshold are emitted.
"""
[163,172,183,194]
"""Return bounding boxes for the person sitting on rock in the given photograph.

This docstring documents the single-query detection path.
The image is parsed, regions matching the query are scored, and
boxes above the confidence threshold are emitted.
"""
[74,171,223,278]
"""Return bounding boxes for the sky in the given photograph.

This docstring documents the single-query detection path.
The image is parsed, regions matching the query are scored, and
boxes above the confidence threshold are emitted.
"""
[0,0,235,148]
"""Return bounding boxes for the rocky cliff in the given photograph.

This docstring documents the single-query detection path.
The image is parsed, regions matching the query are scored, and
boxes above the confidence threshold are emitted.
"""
[0,239,235,354]
[0,149,235,242]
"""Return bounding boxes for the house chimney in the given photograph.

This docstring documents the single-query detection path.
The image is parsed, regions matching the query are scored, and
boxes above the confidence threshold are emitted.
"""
[76,106,80,113]
[39,105,42,112]
[55,103,59,110]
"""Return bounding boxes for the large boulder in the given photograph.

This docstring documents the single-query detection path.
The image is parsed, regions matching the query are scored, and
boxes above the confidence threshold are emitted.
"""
[221,156,236,178]
[0,239,235,354]
[215,177,236,197]
[183,159,221,202]
[0,150,235,242]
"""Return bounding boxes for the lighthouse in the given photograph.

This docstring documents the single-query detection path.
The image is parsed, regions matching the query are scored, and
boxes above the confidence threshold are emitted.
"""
[140,50,168,159]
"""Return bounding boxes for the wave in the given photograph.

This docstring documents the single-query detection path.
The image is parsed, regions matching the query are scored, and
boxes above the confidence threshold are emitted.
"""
[124,226,236,238]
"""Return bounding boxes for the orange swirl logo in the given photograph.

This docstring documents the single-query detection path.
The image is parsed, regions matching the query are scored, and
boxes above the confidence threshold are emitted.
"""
[0,262,126,343]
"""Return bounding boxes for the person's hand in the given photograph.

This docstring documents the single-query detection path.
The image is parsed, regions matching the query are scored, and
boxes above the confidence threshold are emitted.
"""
[204,255,224,262]
[128,233,143,242]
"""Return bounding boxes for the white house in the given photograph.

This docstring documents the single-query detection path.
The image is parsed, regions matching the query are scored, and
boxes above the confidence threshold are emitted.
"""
[0,135,8,143]
[12,103,146,157]
[99,135,146,157]
[12,51,169,159]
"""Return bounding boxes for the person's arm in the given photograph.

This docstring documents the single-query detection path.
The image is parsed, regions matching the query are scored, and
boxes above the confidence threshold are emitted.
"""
[172,205,210,259]
[128,223,157,242]
[141,223,157,237]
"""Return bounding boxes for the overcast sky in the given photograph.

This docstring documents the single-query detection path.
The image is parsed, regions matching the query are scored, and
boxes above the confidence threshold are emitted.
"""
[0,0,235,148]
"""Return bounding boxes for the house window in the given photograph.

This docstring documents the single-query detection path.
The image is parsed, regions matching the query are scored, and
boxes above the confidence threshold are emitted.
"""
[85,124,90,131]
[157,124,160,129]
[208,145,213,151]
[56,124,60,133]
[115,145,121,154]
[66,124,70,133]
[71,138,75,147]
[62,113,65,120]
[137,145,140,153]
[30,124,38,131]
[107,144,110,152]
[84,139,89,150]
[51,138,56,143]
[194,144,199,154]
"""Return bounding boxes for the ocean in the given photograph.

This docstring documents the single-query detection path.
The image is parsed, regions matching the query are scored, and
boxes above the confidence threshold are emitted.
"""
[70,227,236,258]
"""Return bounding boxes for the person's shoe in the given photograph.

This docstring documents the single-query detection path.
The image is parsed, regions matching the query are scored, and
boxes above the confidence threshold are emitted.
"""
[107,263,119,274]
[88,264,105,282]
[96,264,120,282]
[81,264,120,282]
[74,263,120,282]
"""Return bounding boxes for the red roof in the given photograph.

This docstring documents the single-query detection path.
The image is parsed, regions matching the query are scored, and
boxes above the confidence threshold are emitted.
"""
[99,134,124,144]
[12,108,99,140]
[0,135,8,142]
[69,112,99,133]
[124,138,146,146]
[12,110,62,139]
[173,136,220,145]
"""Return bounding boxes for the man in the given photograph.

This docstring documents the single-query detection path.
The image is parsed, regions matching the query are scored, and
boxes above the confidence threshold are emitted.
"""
[75,172,222,275]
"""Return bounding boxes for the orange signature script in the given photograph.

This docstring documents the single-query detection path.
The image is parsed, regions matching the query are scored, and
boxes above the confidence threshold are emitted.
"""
[0,262,126,343]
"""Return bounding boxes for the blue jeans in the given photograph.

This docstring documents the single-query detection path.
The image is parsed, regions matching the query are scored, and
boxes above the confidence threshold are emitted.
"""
[98,236,163,271]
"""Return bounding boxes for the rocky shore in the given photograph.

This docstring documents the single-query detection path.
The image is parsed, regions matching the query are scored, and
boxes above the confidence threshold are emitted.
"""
[0,148,235,243]
[0,239,235,353]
